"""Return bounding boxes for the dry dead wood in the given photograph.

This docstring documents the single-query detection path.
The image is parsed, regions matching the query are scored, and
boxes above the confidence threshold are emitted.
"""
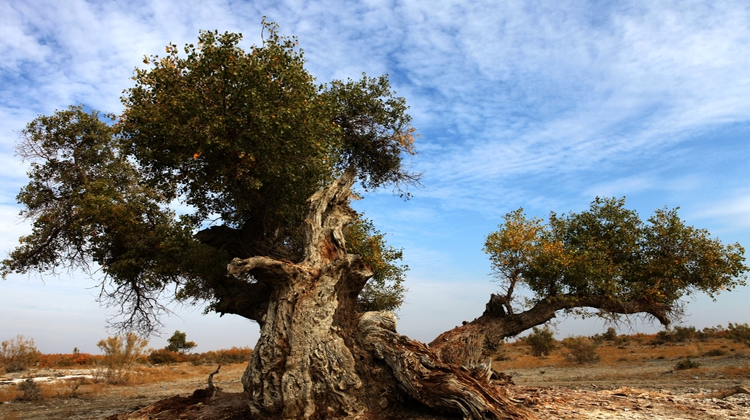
[689,385,750,399]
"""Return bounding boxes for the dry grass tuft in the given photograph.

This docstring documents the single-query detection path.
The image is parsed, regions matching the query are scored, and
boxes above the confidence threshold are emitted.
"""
[722,365,750,378]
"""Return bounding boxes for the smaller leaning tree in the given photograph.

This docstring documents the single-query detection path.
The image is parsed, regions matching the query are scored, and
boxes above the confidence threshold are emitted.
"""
[431,197,748,366]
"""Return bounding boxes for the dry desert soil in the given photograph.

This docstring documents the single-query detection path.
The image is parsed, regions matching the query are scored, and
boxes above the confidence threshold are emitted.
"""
[1,338,749,419]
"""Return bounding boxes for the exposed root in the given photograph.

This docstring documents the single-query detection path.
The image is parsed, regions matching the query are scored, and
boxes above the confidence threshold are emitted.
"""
[359,311,537,420]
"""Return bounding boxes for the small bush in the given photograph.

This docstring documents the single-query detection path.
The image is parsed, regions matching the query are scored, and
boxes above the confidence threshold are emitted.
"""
[603,327,617,341]
[1,335,41,373]
[94,332,148,384]
[524,327,556,357]
[562,336,600,364]
[727,323,750,348]
[673,326,697,342]
[17,378,42,401]
[653,326,697,345]
[148,349,183,365]
[702,348,726,357]
[674,358,701,370]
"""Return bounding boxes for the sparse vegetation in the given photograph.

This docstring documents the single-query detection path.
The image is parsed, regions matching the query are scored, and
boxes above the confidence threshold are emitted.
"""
[674,358,701,370]
[94,333,149,384]
[148,348,182,365]
[1,335,41,373]
[562,336,601,364]
[489,322,749,372]
[652,324,730,345]
[147,346,252,365]
[703,348,726,357]
[727,322,750,348]
[16,378,42,401]
[2,328,749,419]
[603,327,617,341]
[524,326,557,357]
[590,327,617,345]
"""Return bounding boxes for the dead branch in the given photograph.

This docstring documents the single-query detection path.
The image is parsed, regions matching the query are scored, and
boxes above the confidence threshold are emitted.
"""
[207,365,221,391]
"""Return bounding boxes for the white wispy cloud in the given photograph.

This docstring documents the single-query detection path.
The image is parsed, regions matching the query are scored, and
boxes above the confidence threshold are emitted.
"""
[691,191,750,230]
[3,0,750,350]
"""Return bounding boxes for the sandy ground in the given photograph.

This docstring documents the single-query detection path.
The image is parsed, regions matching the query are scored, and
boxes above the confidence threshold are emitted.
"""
[0,364,247,420]
[0,347,748,419]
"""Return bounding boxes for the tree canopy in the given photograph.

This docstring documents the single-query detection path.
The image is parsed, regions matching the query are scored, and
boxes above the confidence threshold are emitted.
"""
[483,197,748,324]
[2,22,416,334]
[165,330,196,353]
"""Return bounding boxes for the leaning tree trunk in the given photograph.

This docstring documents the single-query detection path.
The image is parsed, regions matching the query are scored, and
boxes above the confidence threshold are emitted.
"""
[430,293,672,367]
[227,168,535,419]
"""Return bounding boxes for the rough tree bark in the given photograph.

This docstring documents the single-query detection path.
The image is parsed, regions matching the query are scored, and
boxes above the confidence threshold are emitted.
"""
[225,168,535,419]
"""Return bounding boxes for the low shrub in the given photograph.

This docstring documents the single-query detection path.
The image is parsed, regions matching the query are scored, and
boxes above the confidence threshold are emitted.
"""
[1,335,41,372]
[603,327,617,341]
[674,358,701,370]
[201,347,253,364]
[17,378,42,401]
[38,353,94,368]
[727,323,750,348]
[523,327,556,357]
[702,349,726,357]
[148,349,184,365]
[562,336,600,364]
[653,326,697,345]
[95,332,148,384]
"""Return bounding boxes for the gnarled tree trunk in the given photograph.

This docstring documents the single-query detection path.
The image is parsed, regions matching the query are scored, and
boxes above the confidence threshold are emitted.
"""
[430,293,671,366]
[226,168,535,419]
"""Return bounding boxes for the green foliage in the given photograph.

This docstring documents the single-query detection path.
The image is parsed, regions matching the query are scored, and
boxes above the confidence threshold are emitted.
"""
[523,327,556,357]
[654,325,700,344]
[562,336,600,364]
[1,335,41,373]
[122,23,416,234]
[0,105,202,333]
[165,330,196,353]
[672,326,697,342]
[484,198,748,323]
[2,22,417,333]
[590,327,617,345]
[95,333,148,384]
[345,218,408,312]
[674,358,701,370]
[727,322,750,348]
[603,327,618,341]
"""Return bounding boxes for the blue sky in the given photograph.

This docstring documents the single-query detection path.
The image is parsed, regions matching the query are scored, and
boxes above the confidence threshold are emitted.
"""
[2,0,750,354]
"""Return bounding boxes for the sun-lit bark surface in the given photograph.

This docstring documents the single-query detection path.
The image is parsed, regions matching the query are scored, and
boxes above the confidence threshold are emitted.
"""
[228,169,534,419]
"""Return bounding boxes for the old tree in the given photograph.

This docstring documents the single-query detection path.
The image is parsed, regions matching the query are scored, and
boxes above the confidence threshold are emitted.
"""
[3,25,747,419]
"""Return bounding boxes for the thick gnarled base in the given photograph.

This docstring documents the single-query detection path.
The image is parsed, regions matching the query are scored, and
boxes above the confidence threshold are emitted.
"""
[240,257,371,419]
